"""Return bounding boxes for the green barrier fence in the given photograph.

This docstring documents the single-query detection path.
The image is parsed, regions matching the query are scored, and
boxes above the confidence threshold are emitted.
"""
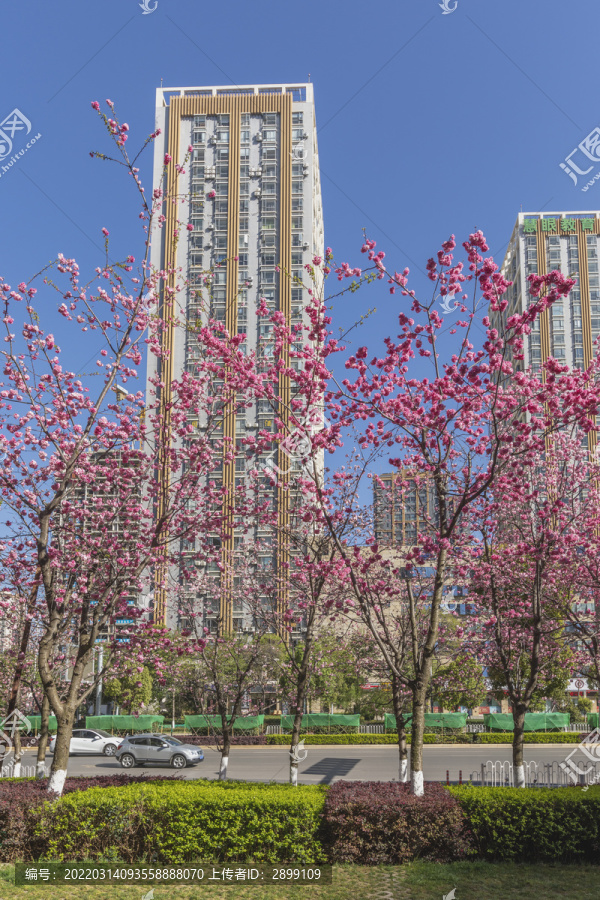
[85,715,164,734]
[24,716,58,734]
[483,712,570,732]
[587,713,598,730]
[184,715,265,733]
[384,712,468,732]
[280,714,361,734]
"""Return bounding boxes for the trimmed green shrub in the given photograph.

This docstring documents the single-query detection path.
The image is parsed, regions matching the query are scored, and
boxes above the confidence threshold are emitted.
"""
[475,732,585,744]
[266,733,473,746]
[449,785,600,863]
[36,780,327,864]
[323,781,473,864]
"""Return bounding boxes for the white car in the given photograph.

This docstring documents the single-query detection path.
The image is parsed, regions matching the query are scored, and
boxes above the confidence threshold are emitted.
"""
[49,728,119,757]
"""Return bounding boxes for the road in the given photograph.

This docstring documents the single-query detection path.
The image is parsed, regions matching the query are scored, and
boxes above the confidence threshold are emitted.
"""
[14,743,592,785]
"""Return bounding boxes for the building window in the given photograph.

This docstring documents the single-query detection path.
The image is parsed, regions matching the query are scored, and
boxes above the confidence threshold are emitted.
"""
[263,130,277,142]
[292,216,303,230]
[241,130,250,143]
[292,112,303,125]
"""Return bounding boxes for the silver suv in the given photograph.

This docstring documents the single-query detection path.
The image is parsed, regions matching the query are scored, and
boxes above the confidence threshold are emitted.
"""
[116,734,204,769]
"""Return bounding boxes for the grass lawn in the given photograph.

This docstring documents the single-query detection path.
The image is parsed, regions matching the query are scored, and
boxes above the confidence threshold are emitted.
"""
[1,862,599,899]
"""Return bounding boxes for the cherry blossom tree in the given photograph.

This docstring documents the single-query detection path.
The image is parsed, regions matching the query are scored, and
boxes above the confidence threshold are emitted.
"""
[470,434,594,785]
[285,234,600,794]
[0,103,266,796]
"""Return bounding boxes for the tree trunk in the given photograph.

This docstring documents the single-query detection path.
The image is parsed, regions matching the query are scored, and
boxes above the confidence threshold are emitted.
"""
[512,704,526,788]
[219,729,231,780]
[410,690,426,796]
[48,705,76,795]
[4,573,40,727]
[289,704,305,787]
[12,727,22,778]
[391,676,409,782]
[36,693,50,779]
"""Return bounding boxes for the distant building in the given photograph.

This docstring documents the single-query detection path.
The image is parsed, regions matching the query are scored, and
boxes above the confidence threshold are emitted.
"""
[494,211,600,453]
[373,472,438,547]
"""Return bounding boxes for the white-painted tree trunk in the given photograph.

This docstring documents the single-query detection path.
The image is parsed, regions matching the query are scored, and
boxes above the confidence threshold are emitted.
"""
[399,758,408,783]
[12,760,21,778]
[36,761,47,780]
[48,768,67,796]
[514,764,525,788]
[411,770,424,797]
[290,762,298,786]
[218,755,229,780]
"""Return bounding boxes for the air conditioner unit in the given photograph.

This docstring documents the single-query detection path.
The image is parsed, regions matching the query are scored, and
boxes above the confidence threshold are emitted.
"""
[256,134,263,142]
[302,242,309,250]
[254,189,261,198]
[206,223,214,230]
[255,167,262,176]
[303,165,309,174]
[302,131,309,140]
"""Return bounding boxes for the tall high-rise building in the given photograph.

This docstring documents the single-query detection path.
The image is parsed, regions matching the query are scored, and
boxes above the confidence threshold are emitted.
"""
[147,83,324,629]
[497,212,600,372]
[494,211,600,453]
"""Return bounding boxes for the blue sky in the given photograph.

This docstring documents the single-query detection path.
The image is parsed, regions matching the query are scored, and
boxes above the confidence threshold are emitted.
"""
[1,0,599,392]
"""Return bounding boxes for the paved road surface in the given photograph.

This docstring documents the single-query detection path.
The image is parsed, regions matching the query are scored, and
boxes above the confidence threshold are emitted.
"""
[15,744,593,785]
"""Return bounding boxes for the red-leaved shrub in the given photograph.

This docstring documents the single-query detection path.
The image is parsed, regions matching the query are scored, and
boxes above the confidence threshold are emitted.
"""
[322,781,473,864]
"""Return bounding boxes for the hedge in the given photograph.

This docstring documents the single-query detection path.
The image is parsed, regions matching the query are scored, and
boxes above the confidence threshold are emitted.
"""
[266,733,473,746]
[322,781,472,864]
[36,780,327,864]
[0,775,178,862]
[264,732,589,746]
[449,785,600,863]
[3,775,600,865]
[475,732,587,745]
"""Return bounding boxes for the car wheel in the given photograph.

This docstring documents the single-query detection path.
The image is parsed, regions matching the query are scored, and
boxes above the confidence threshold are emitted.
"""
[171,754,187,769]
[103,743,118,757]
[120,753,136,769]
